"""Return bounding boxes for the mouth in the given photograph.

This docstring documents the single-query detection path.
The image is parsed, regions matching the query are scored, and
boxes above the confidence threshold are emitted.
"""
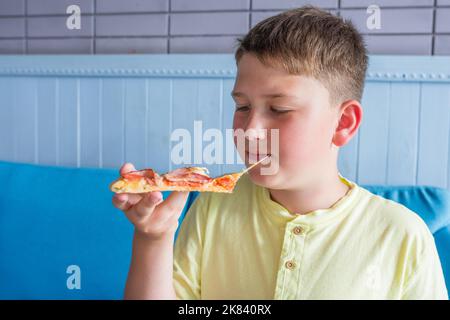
[245,151,272,161]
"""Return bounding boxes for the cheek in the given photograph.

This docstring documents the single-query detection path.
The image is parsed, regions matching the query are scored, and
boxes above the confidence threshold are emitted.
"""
[232,112,238,129]
[277,117,331,167]
[232,113,244,148]
[278,123,309,164]
[232,112,246,132]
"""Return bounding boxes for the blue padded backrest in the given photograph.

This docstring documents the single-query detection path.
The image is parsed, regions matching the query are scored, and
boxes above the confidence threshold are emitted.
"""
[0,160,194,300]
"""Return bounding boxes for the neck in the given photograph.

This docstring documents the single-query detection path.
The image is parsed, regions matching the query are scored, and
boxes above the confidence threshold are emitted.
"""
[268,170,350,215]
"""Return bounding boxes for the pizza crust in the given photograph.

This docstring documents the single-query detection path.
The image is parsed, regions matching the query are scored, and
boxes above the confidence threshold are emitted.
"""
[110,172,243,194]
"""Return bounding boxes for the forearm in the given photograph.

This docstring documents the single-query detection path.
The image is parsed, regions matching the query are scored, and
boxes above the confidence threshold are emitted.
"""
[124,230,176,300]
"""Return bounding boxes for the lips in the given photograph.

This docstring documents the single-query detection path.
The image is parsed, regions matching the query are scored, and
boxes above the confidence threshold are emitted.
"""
[245,151,271,161]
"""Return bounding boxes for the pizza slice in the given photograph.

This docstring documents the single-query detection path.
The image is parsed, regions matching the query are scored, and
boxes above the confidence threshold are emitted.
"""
[110,167,243,193]
[109,156,269,194]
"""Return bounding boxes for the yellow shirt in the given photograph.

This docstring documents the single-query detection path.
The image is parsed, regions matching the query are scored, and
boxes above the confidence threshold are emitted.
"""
[173,173,448,299]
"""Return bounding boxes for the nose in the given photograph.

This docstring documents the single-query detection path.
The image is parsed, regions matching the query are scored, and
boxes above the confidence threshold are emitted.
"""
[243,111,267,141]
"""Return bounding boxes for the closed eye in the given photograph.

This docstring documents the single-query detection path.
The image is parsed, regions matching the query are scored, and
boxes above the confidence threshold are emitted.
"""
[235,105,250,112]
[270,106,291,114]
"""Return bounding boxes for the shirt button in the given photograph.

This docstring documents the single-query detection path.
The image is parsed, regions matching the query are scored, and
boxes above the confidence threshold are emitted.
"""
[293,226,303,235]
[285,260,296,270]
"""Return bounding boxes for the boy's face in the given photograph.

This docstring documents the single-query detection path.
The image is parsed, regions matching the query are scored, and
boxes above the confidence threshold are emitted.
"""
[232,53,342,190]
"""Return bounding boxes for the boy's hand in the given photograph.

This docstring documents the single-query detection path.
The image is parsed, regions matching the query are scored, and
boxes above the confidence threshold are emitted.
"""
[112,163,189,241]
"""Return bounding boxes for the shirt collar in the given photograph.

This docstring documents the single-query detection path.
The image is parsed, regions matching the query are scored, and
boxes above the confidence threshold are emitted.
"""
[255,173,361,228]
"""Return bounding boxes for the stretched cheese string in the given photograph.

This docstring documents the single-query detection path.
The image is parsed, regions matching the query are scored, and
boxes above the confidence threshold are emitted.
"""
[240,155,270,175]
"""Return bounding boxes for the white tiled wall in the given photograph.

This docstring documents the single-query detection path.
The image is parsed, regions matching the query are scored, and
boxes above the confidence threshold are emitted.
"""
[0,0,449,54]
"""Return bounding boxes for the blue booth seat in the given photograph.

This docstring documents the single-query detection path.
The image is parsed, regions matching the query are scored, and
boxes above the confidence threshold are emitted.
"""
[0,160,449,299]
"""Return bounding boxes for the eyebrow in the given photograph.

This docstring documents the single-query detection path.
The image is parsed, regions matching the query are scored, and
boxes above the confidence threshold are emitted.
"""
[231,91,299,99]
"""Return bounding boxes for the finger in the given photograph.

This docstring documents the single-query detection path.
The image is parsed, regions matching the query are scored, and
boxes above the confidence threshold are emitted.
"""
[164,214,183,234]
[155,191,189,218]
[114,192,143,205]
[115,192,143,206]
[112,193,133,211]
[120,162,137,176]
[165,208,184,228]
[147,195,186,232]
[132,191,164,218]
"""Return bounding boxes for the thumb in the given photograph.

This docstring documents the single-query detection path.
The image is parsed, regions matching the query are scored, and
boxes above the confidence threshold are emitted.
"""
[120,162,136,176]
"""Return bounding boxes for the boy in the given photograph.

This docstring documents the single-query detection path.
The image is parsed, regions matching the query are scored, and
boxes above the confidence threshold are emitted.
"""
[112,7,448,299]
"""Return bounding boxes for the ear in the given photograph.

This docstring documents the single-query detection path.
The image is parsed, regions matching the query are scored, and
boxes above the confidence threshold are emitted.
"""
[332,100,363,147]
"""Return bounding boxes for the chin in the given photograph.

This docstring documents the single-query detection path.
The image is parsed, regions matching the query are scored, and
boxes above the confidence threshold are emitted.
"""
[247,169,280,189]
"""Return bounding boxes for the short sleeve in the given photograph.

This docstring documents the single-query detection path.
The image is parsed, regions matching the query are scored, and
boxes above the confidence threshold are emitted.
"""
[401,229,448,300]
[173,194,208,300]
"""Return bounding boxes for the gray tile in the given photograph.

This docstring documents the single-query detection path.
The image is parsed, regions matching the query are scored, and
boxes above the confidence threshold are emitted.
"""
[251,9,338,27]
[0,17,25,37]
[0,39,25,53]
[96,37,167,53]
[251,11,282,27]
[0,0,25,15]
[28,38,92,53]
[341,0,433,7]
[435,36,450,55]
[96,0,168,13]
[28,16,93,37]
[364,35,432,54]
[172,0,249,11]
[27,0,93,15]
[96,14,167,36]
[171,12,248,35]
[437,0,450,5]
[340,8,433,34]
[170,36,241,53]
[436,9,450,33]
[252,0,338,10]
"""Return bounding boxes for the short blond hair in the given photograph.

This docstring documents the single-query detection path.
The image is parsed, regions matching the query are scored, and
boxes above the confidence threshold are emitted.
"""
[235,6,368,104]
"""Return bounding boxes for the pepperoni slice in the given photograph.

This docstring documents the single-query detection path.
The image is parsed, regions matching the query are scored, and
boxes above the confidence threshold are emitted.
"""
[123,169,160,186]
[213,174,239,190]
[163,167,212,184]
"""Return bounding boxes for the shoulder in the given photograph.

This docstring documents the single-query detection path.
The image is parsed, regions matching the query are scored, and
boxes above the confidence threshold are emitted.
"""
[358,187,434,246]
